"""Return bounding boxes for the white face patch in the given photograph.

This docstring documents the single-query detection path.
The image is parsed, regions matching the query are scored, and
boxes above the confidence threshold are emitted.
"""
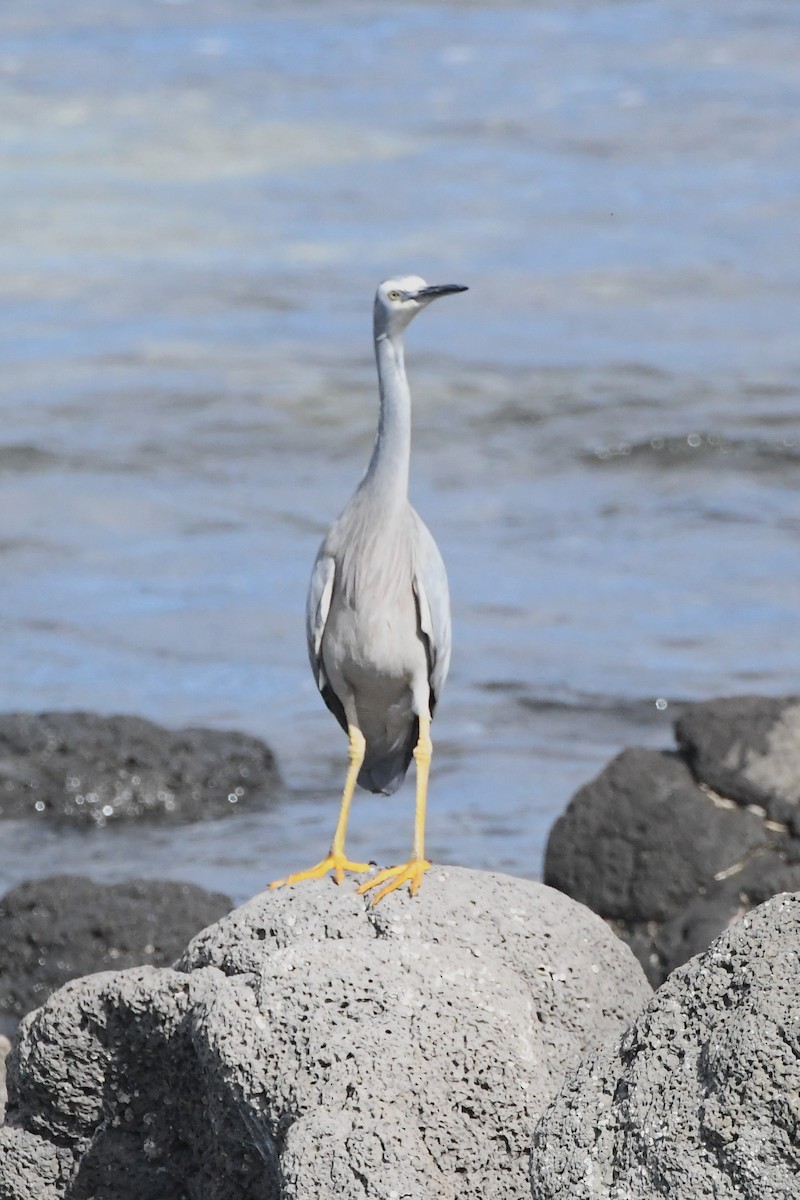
[380,276,428,305]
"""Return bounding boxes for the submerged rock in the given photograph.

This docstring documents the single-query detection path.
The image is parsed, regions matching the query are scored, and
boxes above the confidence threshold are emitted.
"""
[0,711,281,824]
[544,696,800,985]
[0,866,650,1199]
[529,892,800,1200]
[0,875,232,1029]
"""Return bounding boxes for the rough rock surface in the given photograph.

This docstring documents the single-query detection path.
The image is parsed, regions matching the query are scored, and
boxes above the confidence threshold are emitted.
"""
[675,694,800,826]
[529,892,800,1200]
[0,875,232,1028]
[544,696,800,985]
[0,867,651,1200]
[0,1034,10,1122]
[0,710,281,824]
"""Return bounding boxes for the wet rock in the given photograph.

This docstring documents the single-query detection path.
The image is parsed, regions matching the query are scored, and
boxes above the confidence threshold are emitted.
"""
[675,694,800,825]
[544,698,800,986]
[0,711,281,824]
[0,875,232,1027]
[0,866,651,1200]
[529,892,800,1200]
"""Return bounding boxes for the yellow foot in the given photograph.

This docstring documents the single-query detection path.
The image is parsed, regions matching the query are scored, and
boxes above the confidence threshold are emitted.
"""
[269,854,371,890]
[356,859,432,905]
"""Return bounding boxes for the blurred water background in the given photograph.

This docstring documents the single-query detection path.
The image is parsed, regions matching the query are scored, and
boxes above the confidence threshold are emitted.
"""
[1,0,798,903]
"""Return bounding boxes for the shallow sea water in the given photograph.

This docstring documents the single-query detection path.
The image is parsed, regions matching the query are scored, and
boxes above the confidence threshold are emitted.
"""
[0,0,798,902]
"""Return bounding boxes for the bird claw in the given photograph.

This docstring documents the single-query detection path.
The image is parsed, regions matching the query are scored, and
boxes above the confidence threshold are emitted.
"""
[356,858,431,905]
[269,853,372,891]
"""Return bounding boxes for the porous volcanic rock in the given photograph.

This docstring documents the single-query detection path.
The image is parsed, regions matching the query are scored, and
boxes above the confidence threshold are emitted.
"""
[529,892,800,1200]
[0,866,651,1200]
[0,875,232,1027]
[0,1034,10,1122]
[0,711,281,824]
[544,697,800,985]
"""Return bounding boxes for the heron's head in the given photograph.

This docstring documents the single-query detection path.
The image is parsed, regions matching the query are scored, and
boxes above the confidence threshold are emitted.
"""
[374,275,468,339]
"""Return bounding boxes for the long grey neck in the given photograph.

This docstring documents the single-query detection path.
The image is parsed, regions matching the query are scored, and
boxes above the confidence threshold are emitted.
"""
[362,330,411,508]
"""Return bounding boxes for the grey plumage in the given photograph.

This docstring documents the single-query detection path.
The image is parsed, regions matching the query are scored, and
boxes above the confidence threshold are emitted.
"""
[275,274,467,904]
[308,498,449,794]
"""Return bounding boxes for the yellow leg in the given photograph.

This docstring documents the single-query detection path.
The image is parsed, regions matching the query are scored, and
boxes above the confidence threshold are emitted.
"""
[357,713,433,905]
[270,726,371,890]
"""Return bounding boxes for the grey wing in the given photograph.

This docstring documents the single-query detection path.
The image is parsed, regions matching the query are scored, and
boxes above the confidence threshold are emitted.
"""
[306,550,348,733]
[411,512,452,713]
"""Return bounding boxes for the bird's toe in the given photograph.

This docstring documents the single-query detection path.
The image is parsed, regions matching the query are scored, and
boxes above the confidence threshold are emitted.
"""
[269,853,371,891]
[356,858,431,905]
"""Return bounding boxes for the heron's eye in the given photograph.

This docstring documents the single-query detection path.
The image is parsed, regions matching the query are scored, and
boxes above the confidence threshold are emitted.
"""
[388,290,401,301]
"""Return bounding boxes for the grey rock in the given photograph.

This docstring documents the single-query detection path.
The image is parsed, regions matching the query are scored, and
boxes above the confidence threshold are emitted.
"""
[1,867,651,1199]
[0,711,281,824]
[7,967,269,1199]
[0,1035,10,1123]
[529,892,800,1200]
[0,875,231,1026]
[0,1127,72,1199]
[675,695,800,824]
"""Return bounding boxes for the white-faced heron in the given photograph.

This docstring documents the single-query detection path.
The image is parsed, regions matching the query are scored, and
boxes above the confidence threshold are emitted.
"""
[271,275,468,904]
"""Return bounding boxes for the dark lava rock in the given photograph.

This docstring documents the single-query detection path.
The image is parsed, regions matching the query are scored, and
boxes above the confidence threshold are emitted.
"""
[544,748,767,925]
[0,875,232,1026]
[544,697,800,986]
[648,846,800,979]
[0,711,281,824]
[529,892,800,1200]
[675,694,800,826]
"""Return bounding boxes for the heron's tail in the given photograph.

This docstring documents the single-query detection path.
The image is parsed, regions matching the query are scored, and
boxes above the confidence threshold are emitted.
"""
[357,717,418,796]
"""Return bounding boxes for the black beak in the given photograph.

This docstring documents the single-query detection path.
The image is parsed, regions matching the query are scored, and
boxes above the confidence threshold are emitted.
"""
[414,284,469,299]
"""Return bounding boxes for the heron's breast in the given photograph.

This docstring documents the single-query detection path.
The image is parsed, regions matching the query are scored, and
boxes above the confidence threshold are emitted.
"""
[323,582,424,688]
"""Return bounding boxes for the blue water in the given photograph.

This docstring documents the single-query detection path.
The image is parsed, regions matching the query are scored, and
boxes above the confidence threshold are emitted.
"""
[1,0,798,902]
